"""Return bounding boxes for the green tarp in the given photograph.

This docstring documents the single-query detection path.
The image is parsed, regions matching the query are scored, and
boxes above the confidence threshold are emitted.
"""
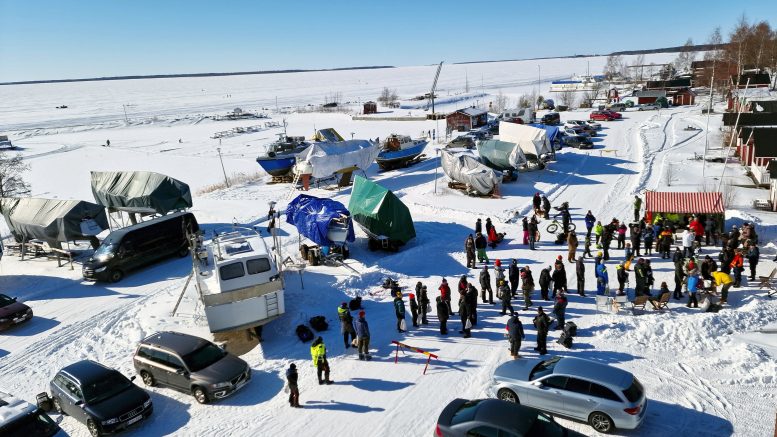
[477,139,527,170]
[0,197,108,247]
[348,176,415,245]
[91,171,192,215]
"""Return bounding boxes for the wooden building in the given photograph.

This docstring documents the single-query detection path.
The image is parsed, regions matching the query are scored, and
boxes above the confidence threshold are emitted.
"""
[633,90,666,104]
[673,88,696,106]
[363,101,377,115]
[731,73,771,89]
[446,107,488,132]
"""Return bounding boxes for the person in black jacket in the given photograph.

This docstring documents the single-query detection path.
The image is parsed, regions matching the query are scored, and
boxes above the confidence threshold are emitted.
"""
[506,315,525,358]
[634,258,647,296]
[475,232,489,264]
[551,264,567,298]
[409,293,420,327]
[533,307,551,355]
[436,296,449,335]
[616,262,628,295]
[286,363,300,408]
[479,265,493,304]
[552,293,568,330]
[509,259,521,297]
[673,257,685,300]
[475,218,482,235]
[419,284,429,324]
[575,256,585,296]
[528,216,538,250]
[485,218,493,236]
[498,280,515,316]
[466,284,478,327]
[539,266,552,300]
[630,225,641,257]
[458,295,471,338]
[542,195,551,219]
[532,192,542,216]
[465,234,476,269]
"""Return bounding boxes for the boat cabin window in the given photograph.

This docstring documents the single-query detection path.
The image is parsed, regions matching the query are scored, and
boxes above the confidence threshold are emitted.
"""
[247,258,271,275]
[219,261,245,280]
[224,240,252,256]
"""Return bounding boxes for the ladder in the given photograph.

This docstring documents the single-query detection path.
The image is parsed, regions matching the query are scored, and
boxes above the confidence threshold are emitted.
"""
[265,293,280,317]
[285,171,301,200]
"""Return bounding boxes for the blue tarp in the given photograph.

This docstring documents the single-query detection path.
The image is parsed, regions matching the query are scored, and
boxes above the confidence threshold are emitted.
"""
[285,194,355,246]
[528,124,560,143]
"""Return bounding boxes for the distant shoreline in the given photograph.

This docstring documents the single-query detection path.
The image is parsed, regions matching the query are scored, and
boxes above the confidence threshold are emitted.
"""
[1,43,722,86]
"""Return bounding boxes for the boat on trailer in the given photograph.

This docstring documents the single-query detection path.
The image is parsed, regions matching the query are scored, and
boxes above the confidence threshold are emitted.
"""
[376,134,428,170]
[193,227,284,334]
[256,133,309,177]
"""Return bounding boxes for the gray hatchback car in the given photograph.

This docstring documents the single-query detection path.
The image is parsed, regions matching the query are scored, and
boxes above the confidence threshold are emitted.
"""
[492,356,646,434]
[132,331,251,404]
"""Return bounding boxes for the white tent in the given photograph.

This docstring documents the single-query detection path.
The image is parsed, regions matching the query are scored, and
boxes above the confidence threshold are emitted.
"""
[498,122,553,158]
[440,150,501,196]
[293,140,379,178]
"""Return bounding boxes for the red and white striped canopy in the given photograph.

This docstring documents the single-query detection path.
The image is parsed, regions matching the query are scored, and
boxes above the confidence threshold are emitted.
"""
[645,191,725,214]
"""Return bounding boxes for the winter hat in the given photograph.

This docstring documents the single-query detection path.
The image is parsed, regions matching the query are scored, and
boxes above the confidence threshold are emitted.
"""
[359,311,365,318]
[557,255,563,261]
[495,259,501,267]
[442,278,447,283]
[341,302,347,308]
[409,293,415,299]
[290,363,296,369]
[422,285,427,289]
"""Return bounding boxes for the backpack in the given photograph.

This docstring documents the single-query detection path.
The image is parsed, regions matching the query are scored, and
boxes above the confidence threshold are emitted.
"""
[309,316,329,332]
[558,332,573,348]
[563,321,577,337]
[295,325,314,342]
[349,297,363,311]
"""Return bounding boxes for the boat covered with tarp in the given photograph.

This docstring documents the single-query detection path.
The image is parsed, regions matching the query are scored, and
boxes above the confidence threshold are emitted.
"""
[498,122,553,160]
[528,123,560,144]
[91,170,192,214]
[0,197,108,248]
[348,176,415,250]
[292,140,379,179]
[477,139,527,170]
[440,150,502,196]
[285,194,355,246]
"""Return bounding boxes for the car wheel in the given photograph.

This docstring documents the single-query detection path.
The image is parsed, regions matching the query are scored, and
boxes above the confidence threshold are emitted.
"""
[52,398,65,415]
[108,269,123,283]
[497,388,519,403]
[589,411,614,434]
[87,418,102,437]
[193,386,209,404]
[140,371,156,387]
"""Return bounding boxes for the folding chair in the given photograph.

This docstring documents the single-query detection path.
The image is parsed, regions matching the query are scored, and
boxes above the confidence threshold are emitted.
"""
[595,294,611,313]
[613,294,629,313]
[757,268,777,297]
[630,296,649,314]
[650,293,671,310]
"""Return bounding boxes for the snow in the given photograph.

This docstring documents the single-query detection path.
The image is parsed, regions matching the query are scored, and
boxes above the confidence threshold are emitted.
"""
[1,54,777,437]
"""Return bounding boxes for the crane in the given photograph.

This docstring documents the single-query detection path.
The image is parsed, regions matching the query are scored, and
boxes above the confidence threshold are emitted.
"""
[427,61,444,115]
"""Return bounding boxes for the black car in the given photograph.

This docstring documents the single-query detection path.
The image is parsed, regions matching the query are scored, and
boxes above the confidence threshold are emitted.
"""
[133,331,251,404]
[50,360,152,436]
[447,135,476,149]
[0,293,33,331]
[540,112,561,125]
[82,211,198,282]
[561,134,593,149]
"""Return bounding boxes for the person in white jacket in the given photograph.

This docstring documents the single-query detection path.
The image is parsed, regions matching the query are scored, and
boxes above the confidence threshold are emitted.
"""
[682,228,695,258]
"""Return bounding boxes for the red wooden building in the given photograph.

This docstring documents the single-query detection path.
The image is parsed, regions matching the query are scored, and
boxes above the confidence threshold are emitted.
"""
[737,128,777,167]
[446,107,488,132]
[363,101,377,115]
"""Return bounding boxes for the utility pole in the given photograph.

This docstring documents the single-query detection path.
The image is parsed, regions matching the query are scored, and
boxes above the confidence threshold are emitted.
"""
[217,140,230,188]
[702,60,716,178]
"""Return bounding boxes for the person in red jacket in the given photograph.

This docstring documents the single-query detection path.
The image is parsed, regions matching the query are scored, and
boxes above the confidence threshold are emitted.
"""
[730,249,744,287]
[438,278,452,316]
[689,217,705,245]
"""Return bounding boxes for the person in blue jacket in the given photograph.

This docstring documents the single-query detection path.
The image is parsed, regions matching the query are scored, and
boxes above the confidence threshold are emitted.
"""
[584,211,596,239]
[686,274,700,308]
[595,260,609,295]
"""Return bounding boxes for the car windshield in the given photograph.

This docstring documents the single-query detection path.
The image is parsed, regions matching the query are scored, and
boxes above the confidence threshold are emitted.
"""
[529,356,561,380]
[0,294,15,307]
[525,412,563,437]
[82,371,133,404]
[0,409,60,437]
[622,377,644,403]
[93,243,116,259]
[182,343,227,372]
[450,400,482,425]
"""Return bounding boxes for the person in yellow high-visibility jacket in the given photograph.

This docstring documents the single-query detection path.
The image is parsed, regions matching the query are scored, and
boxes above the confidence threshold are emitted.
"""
[310,336,332,385]
[710,271,733,304]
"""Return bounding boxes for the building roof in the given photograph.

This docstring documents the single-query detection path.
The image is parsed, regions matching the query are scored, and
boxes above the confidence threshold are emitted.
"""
[634,90,666,98]
[646,78,692,89]
[645,191,725,215]
[723,112,777,127]
[731,73,771,86]
[752,129,777,158]
[454,107,488,117]
[750,100,777,113]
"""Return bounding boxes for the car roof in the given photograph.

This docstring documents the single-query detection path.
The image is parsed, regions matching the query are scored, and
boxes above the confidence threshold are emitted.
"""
[60,360,116,385]
[140,331,210,355]
[472,399,539,434]
[0,391,36,426]
[554,357,633,388]
[102,211,196,245]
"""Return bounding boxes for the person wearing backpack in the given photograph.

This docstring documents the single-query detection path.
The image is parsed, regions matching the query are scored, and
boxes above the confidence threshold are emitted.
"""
[394,293,407,333]
[310,337,332,385]
[354,311,371,360]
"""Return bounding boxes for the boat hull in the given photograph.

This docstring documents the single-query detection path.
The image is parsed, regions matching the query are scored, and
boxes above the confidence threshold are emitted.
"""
[257,156,296,176]
[376,142,427,169]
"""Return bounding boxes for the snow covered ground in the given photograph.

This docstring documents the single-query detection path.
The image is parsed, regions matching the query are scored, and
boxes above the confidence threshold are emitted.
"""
[1,54,777,437]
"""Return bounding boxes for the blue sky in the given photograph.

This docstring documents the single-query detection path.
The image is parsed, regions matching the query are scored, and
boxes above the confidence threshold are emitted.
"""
[1,0,775,82]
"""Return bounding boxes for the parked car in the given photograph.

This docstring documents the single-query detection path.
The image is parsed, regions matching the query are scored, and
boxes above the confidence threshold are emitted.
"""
[49,360,152,436]
[0,135,15,150]
[607,103,627,112]
[562,128,589,139]
[600,109,622,119]
[561,134,593,150]
[493,356,647,434]
[447,135,476,149]
[435,398,585,437]
[638,103,661,111]
[0,391,63,437]
[589,111,614,121]
[540,112,561,125]
[0,293,33,331]
[133,331,251,404]
[565,120,597,136]
[82,211,199,283]
[585,120,602,130]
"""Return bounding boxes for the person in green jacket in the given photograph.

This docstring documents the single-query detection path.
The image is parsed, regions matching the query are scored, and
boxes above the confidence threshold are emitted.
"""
[633,195,642,222]
[310,336,332,385]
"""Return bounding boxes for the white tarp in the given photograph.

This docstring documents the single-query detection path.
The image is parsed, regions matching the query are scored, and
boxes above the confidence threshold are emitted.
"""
[440,150,501,196]
[294,140,379,178]
[498,122,553,158]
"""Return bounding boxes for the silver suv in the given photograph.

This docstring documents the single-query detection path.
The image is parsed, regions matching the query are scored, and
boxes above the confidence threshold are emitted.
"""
[492,356,646,434]
[132,331,251,404]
